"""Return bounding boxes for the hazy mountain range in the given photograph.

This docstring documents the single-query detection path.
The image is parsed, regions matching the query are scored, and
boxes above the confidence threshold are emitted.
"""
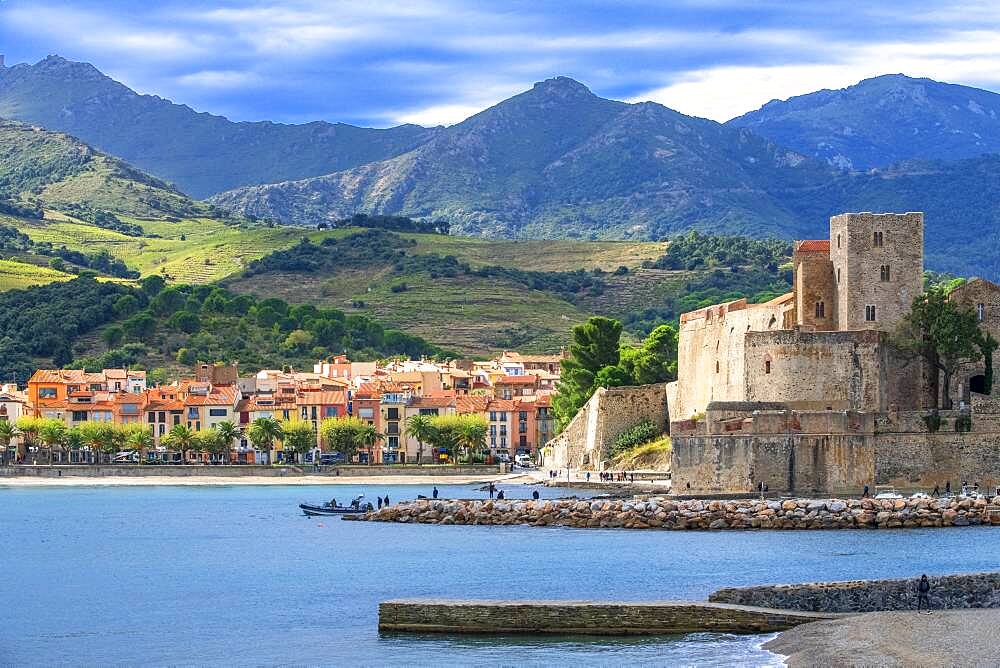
[5,56,1000,276]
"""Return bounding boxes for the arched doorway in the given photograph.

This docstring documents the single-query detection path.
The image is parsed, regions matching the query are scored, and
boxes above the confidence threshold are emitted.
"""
[970,374,988,395]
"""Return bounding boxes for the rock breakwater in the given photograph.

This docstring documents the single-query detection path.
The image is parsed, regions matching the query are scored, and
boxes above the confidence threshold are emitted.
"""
[351,495,1000,530]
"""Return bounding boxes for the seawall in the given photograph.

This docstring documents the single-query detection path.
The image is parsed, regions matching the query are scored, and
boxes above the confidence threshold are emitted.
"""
[710,572,1000,612]
[0,464,502,478]
[378,599,838,635]
[353,495,1000,530]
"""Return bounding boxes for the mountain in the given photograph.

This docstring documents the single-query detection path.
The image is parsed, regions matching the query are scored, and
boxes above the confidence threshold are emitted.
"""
[0,56,440,198]
[0,119,210,219]
[728,74,1000,170]
[210,77,830,240]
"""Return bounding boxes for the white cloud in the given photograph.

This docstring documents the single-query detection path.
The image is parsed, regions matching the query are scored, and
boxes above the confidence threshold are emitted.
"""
[176,69,262,89]
[393,103,484,126]
[631,29,1000,121]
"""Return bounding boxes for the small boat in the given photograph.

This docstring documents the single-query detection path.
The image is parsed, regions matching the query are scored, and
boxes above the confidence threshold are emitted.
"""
[873,486,903,500]
[300,494,369,516]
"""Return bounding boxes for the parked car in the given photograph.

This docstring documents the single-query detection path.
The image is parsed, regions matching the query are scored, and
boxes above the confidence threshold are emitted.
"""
[514,454,532,467]
[320,452,345,465]
[112,451,139,464]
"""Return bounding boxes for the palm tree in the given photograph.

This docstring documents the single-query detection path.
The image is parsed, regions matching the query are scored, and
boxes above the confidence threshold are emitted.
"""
[359,424,383,465]
[163,424,196,464]
[38,419,68,463]
[214,421,240,465]
[405,414,435,465]
[15,416,42,464]
[0,420,18,465]
[65,427,84,463]
[76,422,106,464]
[124,425,154,464]
[247,417,282,465]
[457,416,488,464]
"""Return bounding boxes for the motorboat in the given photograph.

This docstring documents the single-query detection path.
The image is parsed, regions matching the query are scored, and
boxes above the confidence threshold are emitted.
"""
[873,486,903,500]
[300,495,370,516]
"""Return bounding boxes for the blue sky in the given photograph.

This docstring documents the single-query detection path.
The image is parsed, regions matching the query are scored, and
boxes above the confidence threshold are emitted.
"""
[3,0,1000,127]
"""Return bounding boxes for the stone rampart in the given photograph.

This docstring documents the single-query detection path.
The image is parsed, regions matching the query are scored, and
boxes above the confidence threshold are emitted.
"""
[709,571,1000,612]
[543,384,668,471]
[352,494,999,530]
[378,599,837,635]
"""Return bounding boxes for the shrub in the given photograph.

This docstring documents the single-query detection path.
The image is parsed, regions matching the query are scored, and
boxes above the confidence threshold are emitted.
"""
[955,414,972,433]
[924,412,942,433]
[611,420,659,456]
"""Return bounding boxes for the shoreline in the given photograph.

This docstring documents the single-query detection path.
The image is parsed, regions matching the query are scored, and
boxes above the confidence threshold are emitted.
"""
[0,472,539,487]
[764,609,1000,667]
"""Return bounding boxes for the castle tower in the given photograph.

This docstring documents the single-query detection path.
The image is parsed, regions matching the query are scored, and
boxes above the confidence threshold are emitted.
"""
[793,239,836,330]
[829,212,923,332]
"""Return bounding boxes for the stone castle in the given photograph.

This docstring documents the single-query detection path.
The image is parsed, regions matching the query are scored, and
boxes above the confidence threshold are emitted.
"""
[669,211,1000,496]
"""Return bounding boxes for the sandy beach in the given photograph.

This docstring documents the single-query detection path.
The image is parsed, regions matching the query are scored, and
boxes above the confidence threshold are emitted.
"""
[0,472,540,487]
[764,609,1000,667]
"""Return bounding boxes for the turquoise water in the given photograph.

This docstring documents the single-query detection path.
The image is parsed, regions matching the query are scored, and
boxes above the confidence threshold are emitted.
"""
[3,483,1000,666]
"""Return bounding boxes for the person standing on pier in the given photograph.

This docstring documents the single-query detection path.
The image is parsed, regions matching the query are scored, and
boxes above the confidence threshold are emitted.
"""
[917,574,931,613]
[433,486,439,499]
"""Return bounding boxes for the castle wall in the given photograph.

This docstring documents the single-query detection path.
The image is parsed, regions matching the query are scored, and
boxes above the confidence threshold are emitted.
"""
[674,296,793,419]
[830,212,923,333]
[744,330,885,410]
[543,384,668,471]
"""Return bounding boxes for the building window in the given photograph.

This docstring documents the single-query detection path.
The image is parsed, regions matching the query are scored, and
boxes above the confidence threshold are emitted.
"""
[72,411,87,422]
[978,303,986,322]
[873,230,884,247]
[38,388,57,399]
[208,408,228,417]
[865,304,876,322]
[880,265,890,281]
[765,360,771,374]
[815,301,825,319]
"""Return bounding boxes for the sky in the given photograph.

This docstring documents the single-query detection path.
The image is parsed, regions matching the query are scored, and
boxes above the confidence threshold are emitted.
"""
[4,0,1000,127]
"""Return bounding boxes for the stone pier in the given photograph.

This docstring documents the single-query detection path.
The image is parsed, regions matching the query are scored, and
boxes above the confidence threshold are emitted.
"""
[378,599,839,635]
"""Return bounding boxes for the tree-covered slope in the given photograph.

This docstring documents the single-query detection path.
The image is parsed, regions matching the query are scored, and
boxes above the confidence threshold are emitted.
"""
[728,74,1000,170]
[0,56,440,198]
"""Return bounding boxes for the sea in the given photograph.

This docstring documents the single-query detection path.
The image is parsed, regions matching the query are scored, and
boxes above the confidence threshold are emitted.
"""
[3,482,999,666]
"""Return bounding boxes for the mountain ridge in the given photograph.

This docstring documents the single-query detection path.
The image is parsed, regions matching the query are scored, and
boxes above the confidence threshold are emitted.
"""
[0,55,441,197]
[727,74,1000,170]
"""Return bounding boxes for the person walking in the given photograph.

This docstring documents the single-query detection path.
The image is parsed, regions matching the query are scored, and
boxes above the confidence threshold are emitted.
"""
[917,574,931,613]
[532,490,539,500]
[946,480,951,495]
[489,481,496,499]
[586,472,591,482]
[432,486,439,500]
[932,483,940,497]
[862,484,870,498]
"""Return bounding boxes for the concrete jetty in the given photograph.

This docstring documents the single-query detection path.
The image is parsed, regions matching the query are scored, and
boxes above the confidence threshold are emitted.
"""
[378,599,840,635]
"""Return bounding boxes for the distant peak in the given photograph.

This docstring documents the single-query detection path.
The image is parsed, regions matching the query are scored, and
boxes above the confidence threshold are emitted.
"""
[531,76,593,96]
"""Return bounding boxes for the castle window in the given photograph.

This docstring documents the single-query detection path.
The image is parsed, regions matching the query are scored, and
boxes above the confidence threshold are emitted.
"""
[837,234,841,249]
[880,265,890,281]
[715,361,720,373]
[865,304,876,322]
[815,301,825,318]
[765,360,771,374]
[978,303,986,322]
[836,268,841,284]
[873,231,884,247]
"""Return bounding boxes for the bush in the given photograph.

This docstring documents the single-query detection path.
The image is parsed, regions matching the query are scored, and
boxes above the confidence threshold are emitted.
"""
[955,414,972,433]
[611,420,659,456]
[924,412,942,433]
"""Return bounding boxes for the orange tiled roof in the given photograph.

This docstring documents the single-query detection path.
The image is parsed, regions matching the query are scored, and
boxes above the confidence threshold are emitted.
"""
[497,375,537,385]
[409,396,455,409]
[296,390,347,406]
[796,239,830,253]
[485,399,515,411]
[456,396,489,414]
